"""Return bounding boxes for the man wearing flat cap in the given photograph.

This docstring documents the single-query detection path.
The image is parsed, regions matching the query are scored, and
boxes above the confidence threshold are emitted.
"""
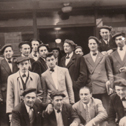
[43,91,80,126]
[98,25,116,55]
[108,79,126,126]
[75,46,84,56]
[6,56,42,122]
[0,44,18,126]
[84,36,114,113]
[32,44,49,76]
[11,88,53,126]
[109,32,126,81]
[60,39,87,102]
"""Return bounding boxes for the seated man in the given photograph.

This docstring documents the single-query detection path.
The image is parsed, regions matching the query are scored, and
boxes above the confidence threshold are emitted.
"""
[108,79,126,126]
[43,91,80,126]
[11,88,52,126]
[72,86,108,126]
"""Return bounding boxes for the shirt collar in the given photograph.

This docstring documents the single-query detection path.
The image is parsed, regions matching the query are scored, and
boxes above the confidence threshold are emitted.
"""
[90,51,98,56]
[5,58,12,62]
[25,104,30,113]
[117,45,126,52]
[66,52,73,59]
[19,71,28,77]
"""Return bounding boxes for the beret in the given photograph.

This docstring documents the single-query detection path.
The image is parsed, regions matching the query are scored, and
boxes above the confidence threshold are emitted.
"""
[114,79,126,88]
[50,47,60,52]
[14,57,30,64]
[50,91,66,99]
[64,39,77,47]
[0,44,13,54]
[88,36,100,44]
[37,43,49,52]
[112,32,125,39]
[75,46,83,50]
[18,41,31,48]
[21,88,36,96]
[99,25,112,31]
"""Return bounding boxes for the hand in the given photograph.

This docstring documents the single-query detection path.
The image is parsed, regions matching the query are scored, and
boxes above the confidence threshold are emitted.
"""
[119,116,126,126]
[9,114,12,122]
[45,104,53,114]
[101,51,108,55]
[70,122,78,126]
[106,81,113,95]
[107,49,113,55]
[119,67,126,73]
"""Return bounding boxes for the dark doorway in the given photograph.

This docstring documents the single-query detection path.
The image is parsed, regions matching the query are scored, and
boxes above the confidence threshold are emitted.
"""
[39,26,94,55]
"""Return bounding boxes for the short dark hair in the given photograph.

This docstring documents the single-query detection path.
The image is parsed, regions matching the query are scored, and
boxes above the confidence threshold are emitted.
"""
[79,86,92,94]
[45,52,55,59]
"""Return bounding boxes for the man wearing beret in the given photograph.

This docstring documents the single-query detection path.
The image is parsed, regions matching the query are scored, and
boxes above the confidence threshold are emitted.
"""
[32,44,48,76]
[11,88,53,126]
[60,39,87,102]
[0,44,18,126]
[109,32,126,81]
[75,46,84,56]
[6,57,42,122]
[108,79,126,126]
[41,52,75,104]
[43,91,80,126]
[84,36,114,113]
[29,39,42,61]
[98,25,116,55]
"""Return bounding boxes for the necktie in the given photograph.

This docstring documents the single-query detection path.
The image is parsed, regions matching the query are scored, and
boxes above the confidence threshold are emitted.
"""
[50,68,54,72]
[120,47,123,51]
[85,104,90,123]
[122,97,126,101]
[66,55,70,59]
[57,109,61,113]
[22,74,26,78]
[93,52,97,56]
[29,108,34,124]
[8,59,12,63]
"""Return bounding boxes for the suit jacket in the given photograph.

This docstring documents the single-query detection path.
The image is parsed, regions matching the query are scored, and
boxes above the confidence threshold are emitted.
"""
[99,38,117,52]
[12,101,46,126]
[41,66,75,104]
[72,98,108,126]
[60,53,87,102]
[109,50,126,81]
[108,93,126,126]
[0,57,18,102]
[84,52,114,94]
[6,71,42,113]
[43,103,80,126]
[32,57,48,76]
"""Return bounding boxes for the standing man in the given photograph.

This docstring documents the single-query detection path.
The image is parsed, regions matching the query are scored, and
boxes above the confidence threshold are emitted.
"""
[75,46,84,56]
[29,39,42,61]
[108,79,126,126]
[109,32,126,81]
[99,25,116,55]
[43,91,80,126]
[73,86,108,126]
[6,57,42,122]
[84,36,114,113]
[41,52,75,104]
[32,44,49,76]
[0,44,18,126]
[60,39,87,102]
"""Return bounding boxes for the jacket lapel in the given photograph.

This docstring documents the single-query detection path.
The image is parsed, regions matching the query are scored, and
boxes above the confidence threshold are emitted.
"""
[79,101,86,121]
[113,51,123,65]
[66,54,76,68]
[122,52,126,66]
[85,54,94,67]
[39,57,48,69]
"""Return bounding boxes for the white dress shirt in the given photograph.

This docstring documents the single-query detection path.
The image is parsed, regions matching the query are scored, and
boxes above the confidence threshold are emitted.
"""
[5,58,13,72]
[90,51,98,62]
[117,46,126,61]
[65,52,73,66]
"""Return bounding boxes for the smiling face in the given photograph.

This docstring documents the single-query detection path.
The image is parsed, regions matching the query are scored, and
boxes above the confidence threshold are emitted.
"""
[3,47,13,59]
[88,39,98,52]
[100,28,110,40]
[20,44,31,57]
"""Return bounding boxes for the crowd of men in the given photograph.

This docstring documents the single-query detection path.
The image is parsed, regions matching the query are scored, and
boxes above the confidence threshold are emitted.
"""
[0,25,126,126]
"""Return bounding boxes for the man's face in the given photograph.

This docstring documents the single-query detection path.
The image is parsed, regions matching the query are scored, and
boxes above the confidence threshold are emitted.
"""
[115,86,126,99]
[100,29,110,40]
[23,92,36,108]
[52,50,59,58]
[75,48,83,56]
[88,39,98,52]
[31,41,39,52]
[63,43,73,54]
[39,46,48,58]
[115,36,125,47]
[46,55,56,68]
[3,47,13,59]
[79,88,92,104]
[17,60,30,73]
[52,96,63,110]
[20,44,31,57]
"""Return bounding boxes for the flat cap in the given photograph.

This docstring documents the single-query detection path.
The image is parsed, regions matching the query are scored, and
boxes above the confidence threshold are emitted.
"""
[38,43,49,52]
[114,79,126,88]
[0,44,13,54]
[75,46,83,50]
[88,36,100,44]
[50,91,66,99]
[112,32,125,39]
[14,57,30,64]
[45,52,54,58]
[99,25,112,31]
[21,88,36,96]
[18,41,31,48]
[64,39,77,47]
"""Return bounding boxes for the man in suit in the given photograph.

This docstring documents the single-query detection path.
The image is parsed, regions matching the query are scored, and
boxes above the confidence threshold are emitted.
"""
[60,39,87,102]
[12,88,53,126]
[75,46,84,56]
[73,86,108,126]
[29,39,42,61]
[32,44,49,76]
[0,44,18,126]
[41,52,74,104]
[43,91,80,126]
[84,36,114,113]
[99,25,116,55]
[108,79,126,126]
[109,32,126,81]
[6,57,42,122]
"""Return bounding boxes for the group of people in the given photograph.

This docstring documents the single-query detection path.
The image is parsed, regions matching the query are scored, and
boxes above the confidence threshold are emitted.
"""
[0,25,126,126]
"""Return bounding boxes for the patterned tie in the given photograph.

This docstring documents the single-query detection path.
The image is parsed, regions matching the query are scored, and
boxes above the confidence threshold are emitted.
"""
[85,104,90,123]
